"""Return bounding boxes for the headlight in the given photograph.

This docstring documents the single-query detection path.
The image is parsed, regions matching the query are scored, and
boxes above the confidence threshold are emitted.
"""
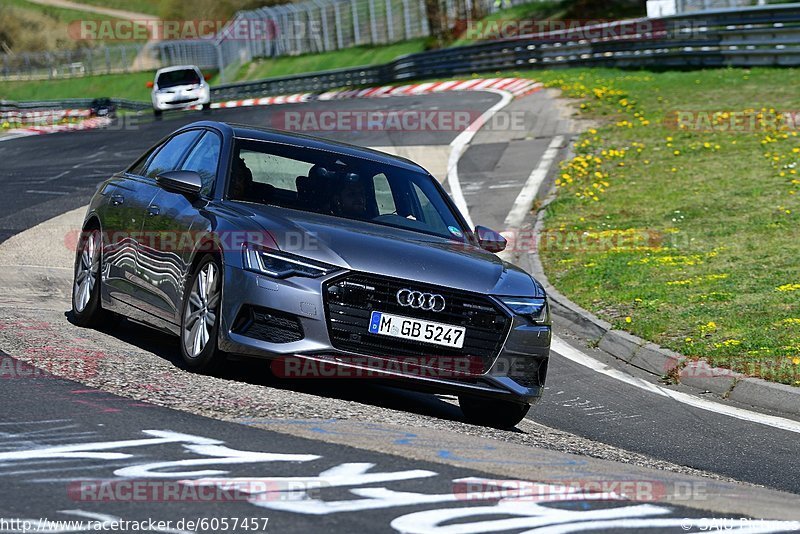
[499,297,549,324]
[243,243,338,279]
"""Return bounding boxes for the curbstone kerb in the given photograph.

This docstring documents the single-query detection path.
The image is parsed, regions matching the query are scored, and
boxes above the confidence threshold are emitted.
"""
[599,330,645,365]
[728,378,800,415]
[677,360,742,396]
[629,343,684,376]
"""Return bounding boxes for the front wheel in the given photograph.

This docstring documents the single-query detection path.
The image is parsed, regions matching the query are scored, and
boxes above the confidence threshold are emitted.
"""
[72,228,107,327]
[180,255,225,372]
[459,395,531,429]
[153,109,162,120]
[202,103,211,114]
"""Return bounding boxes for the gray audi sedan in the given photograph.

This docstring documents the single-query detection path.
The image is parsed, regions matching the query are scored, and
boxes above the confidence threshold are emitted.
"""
[71,121,550,428]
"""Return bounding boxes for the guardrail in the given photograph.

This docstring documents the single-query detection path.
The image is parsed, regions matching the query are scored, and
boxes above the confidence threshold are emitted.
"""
[6,4,800,110]
[208,3,800,99]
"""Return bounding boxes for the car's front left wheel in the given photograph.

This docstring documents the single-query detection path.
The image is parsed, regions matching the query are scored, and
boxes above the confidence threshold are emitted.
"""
[180,254,225,372]
[72,228,108,327]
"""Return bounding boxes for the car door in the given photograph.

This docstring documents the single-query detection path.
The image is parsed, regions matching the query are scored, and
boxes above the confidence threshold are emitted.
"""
[140,130,222,324]
[105,130,203,313]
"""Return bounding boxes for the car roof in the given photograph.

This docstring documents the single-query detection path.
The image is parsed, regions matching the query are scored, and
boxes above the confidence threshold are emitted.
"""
[182,121,430,175]
[155,65,200,75]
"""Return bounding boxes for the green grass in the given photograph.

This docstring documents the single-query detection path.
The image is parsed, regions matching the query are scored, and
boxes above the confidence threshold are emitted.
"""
[5,0,119,24]
[226,39,428,83]
[0,71,155,101]
[506,67,800,385]
[450,1,563,47]
[70,0,162,16]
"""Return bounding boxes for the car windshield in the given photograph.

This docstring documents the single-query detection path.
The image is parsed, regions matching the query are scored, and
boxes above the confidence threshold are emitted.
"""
[156,69,201,89]
[228,138,468,241]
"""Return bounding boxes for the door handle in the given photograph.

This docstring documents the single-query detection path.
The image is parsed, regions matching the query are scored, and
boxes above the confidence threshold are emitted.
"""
[111,194,124,206]
[147,205,160,217]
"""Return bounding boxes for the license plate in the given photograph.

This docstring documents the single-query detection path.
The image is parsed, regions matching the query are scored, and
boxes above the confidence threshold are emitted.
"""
[368,311,465,349]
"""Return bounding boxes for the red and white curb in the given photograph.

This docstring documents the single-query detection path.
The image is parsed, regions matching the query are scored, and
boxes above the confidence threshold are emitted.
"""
[1,78,542,140]
[0,108,91,123]
[0,116,112,141]
[209,77,542,110]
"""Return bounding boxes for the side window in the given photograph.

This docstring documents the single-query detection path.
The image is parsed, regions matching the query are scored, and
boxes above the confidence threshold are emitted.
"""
[143,130,202,179]
[373,173,397,215]
[181,132,221,197]
[128,146,158,176]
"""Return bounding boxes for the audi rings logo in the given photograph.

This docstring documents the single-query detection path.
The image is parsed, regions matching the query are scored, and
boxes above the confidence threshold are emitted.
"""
[396,289,446,312]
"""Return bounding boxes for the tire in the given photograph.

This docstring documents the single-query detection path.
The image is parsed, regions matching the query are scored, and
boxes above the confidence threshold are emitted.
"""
[202,103,211,114]
[180,254,225,372]
[153,109,162,120]
[71,228,107,327]
[458,395,531,429]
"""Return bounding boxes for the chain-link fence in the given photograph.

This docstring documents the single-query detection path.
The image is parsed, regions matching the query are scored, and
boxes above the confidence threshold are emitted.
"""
[158,0,537,81]
[0,44,159,82]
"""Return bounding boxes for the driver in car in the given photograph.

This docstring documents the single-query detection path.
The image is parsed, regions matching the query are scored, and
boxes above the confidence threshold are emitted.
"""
[331,172,368,219]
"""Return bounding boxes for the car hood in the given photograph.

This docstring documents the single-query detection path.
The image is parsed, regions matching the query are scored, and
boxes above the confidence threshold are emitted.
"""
[232,203,544,297]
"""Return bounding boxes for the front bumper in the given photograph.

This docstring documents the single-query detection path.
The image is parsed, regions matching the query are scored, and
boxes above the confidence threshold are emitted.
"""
[217,265,550,404]
[152,91,210,111]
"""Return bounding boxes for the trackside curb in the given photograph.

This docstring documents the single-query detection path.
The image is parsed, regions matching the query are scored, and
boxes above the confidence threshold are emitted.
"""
[521,138,800,419]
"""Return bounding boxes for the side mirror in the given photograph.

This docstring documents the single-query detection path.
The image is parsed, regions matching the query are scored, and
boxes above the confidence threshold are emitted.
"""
[475,225,507,253]
[146,81,154,88]
[156,170,203,196]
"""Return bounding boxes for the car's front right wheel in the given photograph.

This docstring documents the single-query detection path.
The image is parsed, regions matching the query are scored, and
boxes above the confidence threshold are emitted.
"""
[458,395,531,429]
[180,254,225,372]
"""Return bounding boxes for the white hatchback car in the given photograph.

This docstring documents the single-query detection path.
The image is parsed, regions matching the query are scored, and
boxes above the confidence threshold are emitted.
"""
[148,65,211,117]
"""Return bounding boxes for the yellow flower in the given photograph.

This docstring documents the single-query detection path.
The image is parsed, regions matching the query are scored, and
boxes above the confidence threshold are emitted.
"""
[625,316,632,323]
[776,283,800,292]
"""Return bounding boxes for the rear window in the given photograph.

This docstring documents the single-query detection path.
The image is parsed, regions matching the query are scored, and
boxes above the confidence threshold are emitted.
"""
[156,69,201,89]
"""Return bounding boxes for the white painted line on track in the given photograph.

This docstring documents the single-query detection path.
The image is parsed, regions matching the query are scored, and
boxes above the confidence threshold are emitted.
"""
[503,135,564,229]
[552,336,800,435]
[446,88,514,229]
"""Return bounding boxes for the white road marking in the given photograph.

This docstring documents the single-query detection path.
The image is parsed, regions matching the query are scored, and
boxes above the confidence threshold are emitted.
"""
[503,135,564,229]
[487,183,523,190]
[552,336,800,435]
[446,88,515,229]
[25,190,70,195]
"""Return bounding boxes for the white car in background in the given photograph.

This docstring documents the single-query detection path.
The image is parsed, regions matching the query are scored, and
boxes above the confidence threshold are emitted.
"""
[148,65,211,118]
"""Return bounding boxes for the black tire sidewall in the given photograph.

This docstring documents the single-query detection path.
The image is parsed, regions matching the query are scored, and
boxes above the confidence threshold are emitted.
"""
[459,395,531,429]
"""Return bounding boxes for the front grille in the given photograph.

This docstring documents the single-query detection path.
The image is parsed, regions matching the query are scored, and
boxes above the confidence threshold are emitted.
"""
[324,273,511,375]
[234,306,304,344]
[167,97,199,105]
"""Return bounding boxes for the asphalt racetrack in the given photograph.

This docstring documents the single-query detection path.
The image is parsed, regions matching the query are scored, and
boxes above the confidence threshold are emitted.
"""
[1,91,799,532]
